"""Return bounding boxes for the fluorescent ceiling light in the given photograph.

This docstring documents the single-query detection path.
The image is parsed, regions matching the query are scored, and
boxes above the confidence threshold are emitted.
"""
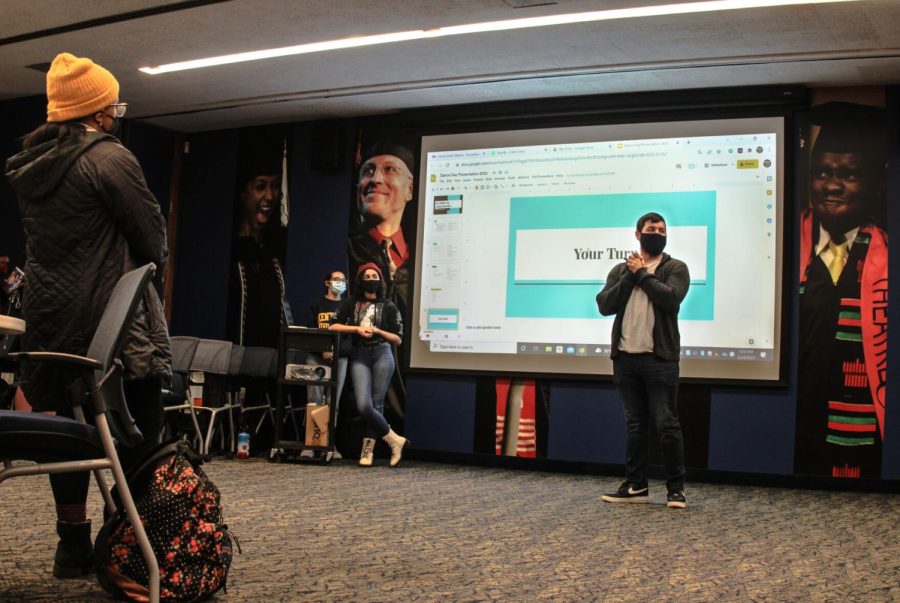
[140,0,860,75]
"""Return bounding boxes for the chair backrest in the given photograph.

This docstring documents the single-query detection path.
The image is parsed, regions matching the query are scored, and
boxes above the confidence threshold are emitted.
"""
[239,347,278,378]
[228,344,244,377]
[85,263,155,447]
[86,264,155,374]
[190,339,232,375]
[169,336,200,373]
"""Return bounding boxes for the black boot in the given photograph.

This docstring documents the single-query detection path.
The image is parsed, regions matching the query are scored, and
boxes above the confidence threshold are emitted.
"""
[53,520,94,578]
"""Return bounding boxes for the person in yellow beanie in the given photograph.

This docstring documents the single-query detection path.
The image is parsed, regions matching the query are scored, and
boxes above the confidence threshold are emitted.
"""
[45,52,122,124]
[4,53,171,578]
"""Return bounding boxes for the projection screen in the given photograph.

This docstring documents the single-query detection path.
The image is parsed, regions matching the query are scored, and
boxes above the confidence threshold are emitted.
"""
[410,117,785,382]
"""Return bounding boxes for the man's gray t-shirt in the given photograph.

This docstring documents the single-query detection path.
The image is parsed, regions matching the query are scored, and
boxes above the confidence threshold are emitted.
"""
[618,258,660,354]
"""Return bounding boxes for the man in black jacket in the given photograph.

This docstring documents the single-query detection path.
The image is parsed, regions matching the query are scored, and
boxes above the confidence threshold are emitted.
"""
[596,212,690,508]
[5,52,170,577]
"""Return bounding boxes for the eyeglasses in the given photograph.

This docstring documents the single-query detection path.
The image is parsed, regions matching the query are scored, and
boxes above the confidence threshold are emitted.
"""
[109,103,128,118]
[359,163,412,181]
[328,278,347,283]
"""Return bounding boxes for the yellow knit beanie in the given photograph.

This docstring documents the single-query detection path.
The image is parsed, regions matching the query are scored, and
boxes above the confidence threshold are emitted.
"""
[46,52,120,123]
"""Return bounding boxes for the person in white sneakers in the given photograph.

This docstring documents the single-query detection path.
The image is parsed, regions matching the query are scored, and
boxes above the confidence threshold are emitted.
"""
[596,212,690,509]
[329,263,408,466]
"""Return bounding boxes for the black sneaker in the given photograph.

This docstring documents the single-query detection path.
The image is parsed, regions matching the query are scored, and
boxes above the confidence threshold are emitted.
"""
[666,490,686,509]
[601,481,649,503]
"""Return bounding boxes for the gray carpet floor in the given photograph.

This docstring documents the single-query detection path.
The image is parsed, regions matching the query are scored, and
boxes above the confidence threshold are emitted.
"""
[1,457,899,602]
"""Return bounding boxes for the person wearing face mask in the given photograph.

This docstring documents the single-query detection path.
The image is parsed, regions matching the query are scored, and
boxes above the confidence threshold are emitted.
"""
[4,52,171,577]
[347,141,415,323]
[329,263,407,467]
[596,212,690,509]
[308,269,349,330]
[305,269,351,458]
[347,140,416,429]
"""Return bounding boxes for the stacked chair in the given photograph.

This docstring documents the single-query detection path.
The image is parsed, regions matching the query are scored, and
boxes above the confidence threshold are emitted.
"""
[190,339,238,458]
[0,263,161,603]
[165,341,295,458]
[235,346,286,442]
[162,336,203,449]
[163,338,240,458]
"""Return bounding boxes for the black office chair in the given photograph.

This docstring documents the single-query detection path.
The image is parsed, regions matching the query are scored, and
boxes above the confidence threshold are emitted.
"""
[188,339,237,457]
[161,335,203,449]
[236,346,293,438]
[203,341,244,456]
[0,263,161,603]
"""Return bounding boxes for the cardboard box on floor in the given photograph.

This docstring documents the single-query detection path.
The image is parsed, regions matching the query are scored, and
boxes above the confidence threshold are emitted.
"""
[305,403,329,447]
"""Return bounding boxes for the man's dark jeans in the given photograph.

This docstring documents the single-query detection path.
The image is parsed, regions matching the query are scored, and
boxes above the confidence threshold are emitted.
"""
[613,352,685,492]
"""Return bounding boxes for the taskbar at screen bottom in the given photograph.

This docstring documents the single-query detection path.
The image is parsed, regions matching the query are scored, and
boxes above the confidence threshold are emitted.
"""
[516,342,775,361]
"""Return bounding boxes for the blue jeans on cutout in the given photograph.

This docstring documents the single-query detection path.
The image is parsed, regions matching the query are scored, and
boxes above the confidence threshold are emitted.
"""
[613,352,685,492]
[350,342,394,438]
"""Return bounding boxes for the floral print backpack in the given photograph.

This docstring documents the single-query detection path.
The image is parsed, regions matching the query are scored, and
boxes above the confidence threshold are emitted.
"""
[95,440,237,602]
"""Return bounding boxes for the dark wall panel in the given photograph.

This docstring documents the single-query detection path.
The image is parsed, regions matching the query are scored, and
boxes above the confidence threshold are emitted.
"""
[124,121,175,219]
[0,95,45,267]
[169,130,239,338]
[708,390,796,474]
[547,381,624,463]
[406,375,477,453]
[283,121,355,324]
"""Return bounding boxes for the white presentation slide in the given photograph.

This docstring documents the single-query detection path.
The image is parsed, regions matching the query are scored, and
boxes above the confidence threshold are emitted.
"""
[513,226,708,284]
[410,117,785,382]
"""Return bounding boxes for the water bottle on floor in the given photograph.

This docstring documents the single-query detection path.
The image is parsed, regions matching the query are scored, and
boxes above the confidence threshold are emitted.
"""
[236,416,250,459]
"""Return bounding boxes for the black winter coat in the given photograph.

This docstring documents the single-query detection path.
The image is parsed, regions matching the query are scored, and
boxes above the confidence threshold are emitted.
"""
[5,127,171,411]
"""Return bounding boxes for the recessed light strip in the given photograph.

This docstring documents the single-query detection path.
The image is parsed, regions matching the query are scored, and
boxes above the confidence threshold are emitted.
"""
[140,0,860,75]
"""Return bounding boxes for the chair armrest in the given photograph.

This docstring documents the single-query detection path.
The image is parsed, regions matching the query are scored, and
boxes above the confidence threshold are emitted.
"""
[8,351,103,371]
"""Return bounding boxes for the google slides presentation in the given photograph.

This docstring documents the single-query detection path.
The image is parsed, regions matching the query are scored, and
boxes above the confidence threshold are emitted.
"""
[410,117,785,382]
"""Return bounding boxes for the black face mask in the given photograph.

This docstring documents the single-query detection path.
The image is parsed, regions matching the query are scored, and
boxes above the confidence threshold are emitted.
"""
[97,113,120,136]
[640,232,667,256]
[361,280,381,294]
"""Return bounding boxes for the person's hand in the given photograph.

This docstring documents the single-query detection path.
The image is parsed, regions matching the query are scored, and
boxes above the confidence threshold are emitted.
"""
[626,252,644,273]
[323,351,334,361]
[358,325,375,338]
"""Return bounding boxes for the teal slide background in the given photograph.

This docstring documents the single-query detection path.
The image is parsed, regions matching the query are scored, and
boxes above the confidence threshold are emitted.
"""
[506,192,716,320]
